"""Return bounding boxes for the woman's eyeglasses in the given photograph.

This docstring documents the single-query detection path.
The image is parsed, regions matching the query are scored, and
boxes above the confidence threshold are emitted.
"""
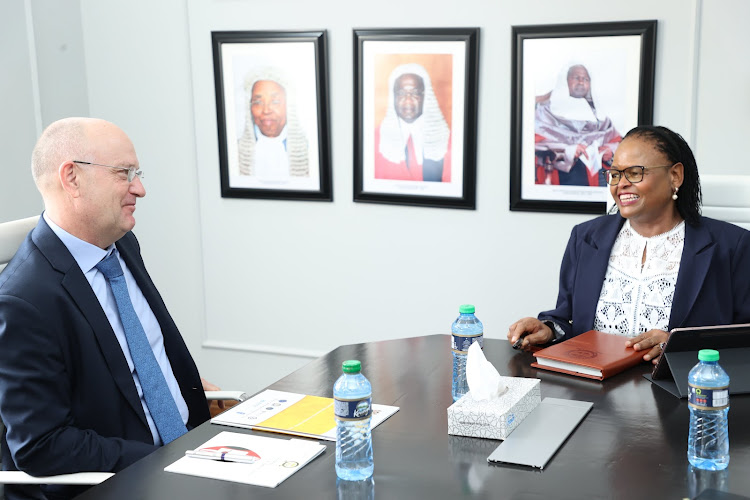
[603,164,675,186]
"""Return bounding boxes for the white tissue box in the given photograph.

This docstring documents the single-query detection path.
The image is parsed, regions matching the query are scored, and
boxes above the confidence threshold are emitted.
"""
[447,376,541,440]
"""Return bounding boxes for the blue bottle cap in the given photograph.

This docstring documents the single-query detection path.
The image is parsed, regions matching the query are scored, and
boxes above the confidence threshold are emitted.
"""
[698,349,720,362]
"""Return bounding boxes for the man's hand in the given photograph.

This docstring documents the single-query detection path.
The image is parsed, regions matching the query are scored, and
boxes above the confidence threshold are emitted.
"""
[574,144,590,160]
[202,377,225,410]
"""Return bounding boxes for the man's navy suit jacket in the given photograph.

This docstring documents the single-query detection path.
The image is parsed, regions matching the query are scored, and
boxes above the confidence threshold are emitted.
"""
[539,215,750,338]
[0,217,209,483]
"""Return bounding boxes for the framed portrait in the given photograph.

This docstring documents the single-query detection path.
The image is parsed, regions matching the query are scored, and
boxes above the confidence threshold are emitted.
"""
[510,21,657,214]
[353,28,480,209]
[212,30,332,201]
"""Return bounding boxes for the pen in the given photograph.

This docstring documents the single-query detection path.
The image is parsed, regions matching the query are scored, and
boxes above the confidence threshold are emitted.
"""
[512,332,530,350]
[185,449,259,464]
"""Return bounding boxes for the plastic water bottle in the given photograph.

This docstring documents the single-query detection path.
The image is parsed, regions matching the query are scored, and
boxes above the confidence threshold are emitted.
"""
[687,463,728,499]
[334,360,374,480]
[687,349,730,470]
[451,304,484,402]
[337,476,375,500]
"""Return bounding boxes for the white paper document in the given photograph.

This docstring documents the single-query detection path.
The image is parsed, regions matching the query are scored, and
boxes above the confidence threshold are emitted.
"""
[164,431,326,488]
[211,389,399,441]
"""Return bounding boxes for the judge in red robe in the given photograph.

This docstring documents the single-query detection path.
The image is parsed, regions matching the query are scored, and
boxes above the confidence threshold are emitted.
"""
[374,63,451,183]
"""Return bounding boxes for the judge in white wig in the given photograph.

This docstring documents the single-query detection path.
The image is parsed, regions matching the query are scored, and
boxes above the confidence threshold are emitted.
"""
[375,63,451,182]
[238,66,309,178]
[534,63,621,186]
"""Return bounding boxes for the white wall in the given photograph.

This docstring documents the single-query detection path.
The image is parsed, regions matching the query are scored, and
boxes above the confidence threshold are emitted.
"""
[29,0,89,125]
[4,0,749,395]
[693,0,750,172]
[0,1,43,222]
[0,0,89,224]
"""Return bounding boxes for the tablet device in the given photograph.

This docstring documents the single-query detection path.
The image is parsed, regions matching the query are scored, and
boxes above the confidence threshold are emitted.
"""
[647,323,750,397]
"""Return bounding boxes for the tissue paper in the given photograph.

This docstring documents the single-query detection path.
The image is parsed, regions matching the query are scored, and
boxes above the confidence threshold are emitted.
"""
[466,342,506,400]
[448,343,541,439]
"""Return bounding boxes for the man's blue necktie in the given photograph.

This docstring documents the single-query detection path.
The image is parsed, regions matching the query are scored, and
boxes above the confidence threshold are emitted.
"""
[96,252,187,444]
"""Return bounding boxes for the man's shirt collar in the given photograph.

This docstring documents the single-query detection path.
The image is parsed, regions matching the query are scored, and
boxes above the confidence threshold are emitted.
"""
[43,212,114,275]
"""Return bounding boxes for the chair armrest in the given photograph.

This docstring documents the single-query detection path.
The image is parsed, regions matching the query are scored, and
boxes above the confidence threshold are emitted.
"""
[0,471,113,485]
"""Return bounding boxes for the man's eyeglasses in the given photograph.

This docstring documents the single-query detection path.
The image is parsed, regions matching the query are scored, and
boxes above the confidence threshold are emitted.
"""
[72,161,143,182]
[603,164,675,186]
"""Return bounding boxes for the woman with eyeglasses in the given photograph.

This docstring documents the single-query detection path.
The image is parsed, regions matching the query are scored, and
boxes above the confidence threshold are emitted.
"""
[508,125,750,364]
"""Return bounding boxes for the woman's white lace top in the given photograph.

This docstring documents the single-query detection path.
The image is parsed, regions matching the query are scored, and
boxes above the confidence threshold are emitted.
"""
[593,220,685,337]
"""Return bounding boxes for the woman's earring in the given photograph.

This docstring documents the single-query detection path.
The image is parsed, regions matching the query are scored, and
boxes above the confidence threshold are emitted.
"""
[672,186,679,201]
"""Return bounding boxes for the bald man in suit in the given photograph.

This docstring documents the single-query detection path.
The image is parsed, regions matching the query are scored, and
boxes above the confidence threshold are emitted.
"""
[0,117,216,500]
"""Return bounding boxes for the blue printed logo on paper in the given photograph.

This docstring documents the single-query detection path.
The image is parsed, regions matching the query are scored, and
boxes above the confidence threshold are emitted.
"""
[451,334,483,353]
[334,396,372,421]
[688,384,730,410]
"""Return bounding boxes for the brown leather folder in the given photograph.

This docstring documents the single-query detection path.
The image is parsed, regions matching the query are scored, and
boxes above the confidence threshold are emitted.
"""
[531,330,644,381]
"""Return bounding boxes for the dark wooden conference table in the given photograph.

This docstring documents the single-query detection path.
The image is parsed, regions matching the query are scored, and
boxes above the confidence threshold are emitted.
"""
[77,335,750,500]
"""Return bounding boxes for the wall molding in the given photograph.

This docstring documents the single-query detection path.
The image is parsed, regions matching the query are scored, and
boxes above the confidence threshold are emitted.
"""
[202,340,324,359]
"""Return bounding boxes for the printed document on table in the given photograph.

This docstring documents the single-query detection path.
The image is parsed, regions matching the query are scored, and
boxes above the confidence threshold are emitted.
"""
[164,431,325,488]
[211,389,399,441]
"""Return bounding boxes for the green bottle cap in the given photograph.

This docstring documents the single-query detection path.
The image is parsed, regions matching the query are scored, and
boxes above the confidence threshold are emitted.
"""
[459,304,475,314]
[698,349,720,362]
[342,360,362,373]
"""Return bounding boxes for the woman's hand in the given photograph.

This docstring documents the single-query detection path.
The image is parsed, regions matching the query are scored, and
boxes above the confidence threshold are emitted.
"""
[626,329,669,364]
[507,318,554,351]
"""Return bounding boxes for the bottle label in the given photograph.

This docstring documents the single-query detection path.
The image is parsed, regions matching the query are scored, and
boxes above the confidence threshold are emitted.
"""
[688,384,729,410]
[451,334,483,353]
[334,396,372,421]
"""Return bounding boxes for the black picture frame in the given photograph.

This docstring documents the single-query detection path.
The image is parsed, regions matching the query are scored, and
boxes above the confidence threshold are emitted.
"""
[510,20,657,214]
[212,30,332,201]
[353,28,480,209]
